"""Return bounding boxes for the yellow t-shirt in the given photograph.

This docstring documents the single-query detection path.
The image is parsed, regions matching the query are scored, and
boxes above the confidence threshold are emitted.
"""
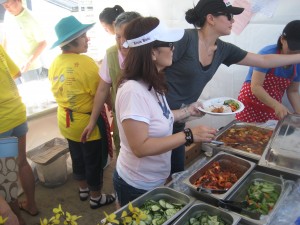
[48,53,101,142]
[4,8,45,70]
[0,45,26,133]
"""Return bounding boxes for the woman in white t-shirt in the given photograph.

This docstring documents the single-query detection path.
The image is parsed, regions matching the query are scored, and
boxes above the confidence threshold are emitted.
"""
[113,17,217,207]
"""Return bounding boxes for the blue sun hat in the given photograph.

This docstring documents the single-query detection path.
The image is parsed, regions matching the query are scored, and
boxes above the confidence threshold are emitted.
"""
[51,15,95,49]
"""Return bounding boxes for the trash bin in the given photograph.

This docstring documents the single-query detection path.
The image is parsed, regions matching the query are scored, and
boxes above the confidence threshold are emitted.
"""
[27,138,69,188]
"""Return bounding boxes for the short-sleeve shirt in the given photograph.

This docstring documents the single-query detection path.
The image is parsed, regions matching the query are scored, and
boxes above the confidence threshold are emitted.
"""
[115,80,174,190]
[244,44,300,83]
[48,53,101,142]
[165,29,247,110]
[4,8,45,70]
[0,45,25,133]
[99,49,124,84]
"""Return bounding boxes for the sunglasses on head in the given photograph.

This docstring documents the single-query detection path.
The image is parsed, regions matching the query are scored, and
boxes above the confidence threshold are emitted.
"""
[212,12,234,21]
[153,41,174,50]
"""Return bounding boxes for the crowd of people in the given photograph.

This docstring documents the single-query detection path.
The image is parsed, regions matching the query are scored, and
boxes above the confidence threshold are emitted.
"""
[1,0,300,224]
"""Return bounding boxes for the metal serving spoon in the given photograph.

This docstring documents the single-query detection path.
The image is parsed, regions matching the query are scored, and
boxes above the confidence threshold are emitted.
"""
[196,185,229,194]
[218,200,262,220]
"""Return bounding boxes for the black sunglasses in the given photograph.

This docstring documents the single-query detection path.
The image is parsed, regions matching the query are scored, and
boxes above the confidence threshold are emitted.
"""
[212,12,234,21]
[153,41,174,50]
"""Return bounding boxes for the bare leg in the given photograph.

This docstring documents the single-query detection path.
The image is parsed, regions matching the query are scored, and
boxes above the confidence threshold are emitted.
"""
[9,200,25,225]
[0,196,22,225]
[78,180,88,190]
[77,180,101,198]
[90,190,101,198]
[17,134,38,215]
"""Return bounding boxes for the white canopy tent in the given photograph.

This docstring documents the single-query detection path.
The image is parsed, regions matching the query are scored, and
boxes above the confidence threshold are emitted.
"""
[8,0,300,128]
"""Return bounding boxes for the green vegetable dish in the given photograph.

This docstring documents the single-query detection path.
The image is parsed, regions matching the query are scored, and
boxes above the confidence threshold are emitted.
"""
[139,199,184,225]
[183,212,228,225]
[223,99,240,112]
[245,181,280,215]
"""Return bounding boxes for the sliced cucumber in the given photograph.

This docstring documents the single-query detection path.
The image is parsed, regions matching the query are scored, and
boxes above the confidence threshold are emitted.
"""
[165,208,178,216]
[165,203,175,209]
[151,205,161,212]
[158,199,166,209]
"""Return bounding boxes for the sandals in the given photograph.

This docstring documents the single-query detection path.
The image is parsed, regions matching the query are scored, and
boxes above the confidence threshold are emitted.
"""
[19,201,39,216]
[79,189,90,201]
[90,193,116,209]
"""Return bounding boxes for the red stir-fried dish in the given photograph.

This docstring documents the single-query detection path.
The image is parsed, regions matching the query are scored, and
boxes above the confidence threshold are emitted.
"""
[193,162,238,190]
[217,125,273,155]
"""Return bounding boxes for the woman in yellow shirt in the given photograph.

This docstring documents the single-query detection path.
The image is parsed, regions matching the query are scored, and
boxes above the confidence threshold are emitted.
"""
[0,44,33,224]
[49,16,115,209]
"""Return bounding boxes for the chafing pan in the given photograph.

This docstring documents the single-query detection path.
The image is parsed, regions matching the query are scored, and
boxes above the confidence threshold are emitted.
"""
[100,186,194,225]
[259,114,300,176]
[183,152,255,200]
[224,171,288,225]
[172,201,241,225]
[202,120,273,161]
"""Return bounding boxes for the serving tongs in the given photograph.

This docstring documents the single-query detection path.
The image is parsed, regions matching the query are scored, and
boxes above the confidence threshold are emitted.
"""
[210,140,225,146]
[196,185,229,194]
[218,200,262,220]
[210,140,240,147]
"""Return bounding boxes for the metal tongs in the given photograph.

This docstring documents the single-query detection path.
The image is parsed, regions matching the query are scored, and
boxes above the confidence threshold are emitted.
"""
[196,185,229,194]
[210,140,240,147]
[218,200,262,220]
[210,140,225,146]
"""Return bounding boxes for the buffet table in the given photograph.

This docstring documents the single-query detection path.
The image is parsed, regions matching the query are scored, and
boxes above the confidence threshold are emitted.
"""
[102,115,300,225]
[166,114,300,225]
[167,151,300,225]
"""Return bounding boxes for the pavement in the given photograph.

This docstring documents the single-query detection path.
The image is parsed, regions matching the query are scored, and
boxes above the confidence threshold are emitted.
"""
[20,155,118,225]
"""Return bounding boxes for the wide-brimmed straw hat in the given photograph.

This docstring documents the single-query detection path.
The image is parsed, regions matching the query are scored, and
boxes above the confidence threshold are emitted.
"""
[51,15,95,49]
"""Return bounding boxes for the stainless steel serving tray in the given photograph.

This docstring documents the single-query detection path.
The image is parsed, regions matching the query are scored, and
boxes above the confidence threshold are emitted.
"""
[224,171,287,225]
[202,120,273,161]
[100,186,194,225]
[172,201,241,225]
[183,152,256,200]
[259,114,300,176]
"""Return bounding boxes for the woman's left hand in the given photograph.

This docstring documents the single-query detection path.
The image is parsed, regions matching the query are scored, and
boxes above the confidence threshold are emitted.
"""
[187,101,205,117]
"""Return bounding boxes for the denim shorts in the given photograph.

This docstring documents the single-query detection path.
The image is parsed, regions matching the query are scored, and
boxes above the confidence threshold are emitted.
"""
[0,122,28,138]
[113,170,147,207]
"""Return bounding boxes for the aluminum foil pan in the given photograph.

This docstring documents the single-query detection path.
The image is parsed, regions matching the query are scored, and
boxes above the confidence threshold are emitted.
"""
[173,201,241,225]
[183,152,255,200]
[259,114,300,176]
[224,171,291,225]
[202,120,273,161]
[100,186,195,225]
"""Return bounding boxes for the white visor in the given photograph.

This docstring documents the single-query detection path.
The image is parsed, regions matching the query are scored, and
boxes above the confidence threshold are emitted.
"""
[123,22,184,48]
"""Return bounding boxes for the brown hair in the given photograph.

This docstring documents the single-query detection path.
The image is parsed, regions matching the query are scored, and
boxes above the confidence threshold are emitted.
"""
[119,17,167,95]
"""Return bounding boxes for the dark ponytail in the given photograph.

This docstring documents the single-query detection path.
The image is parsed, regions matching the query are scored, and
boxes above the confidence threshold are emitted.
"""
[99,5,125,25]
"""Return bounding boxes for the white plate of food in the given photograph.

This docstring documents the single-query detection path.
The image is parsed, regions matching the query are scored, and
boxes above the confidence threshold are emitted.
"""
[198,97,245,116]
